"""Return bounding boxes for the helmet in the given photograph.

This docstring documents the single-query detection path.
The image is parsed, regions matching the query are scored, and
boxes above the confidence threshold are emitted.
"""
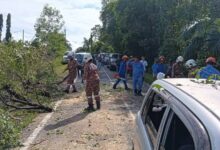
[157,72,165,80]
[159,56,165,61]
[84,55,93,63]
[185,59,197,68]
[122,55,128,60]
[68,54,73,60]
[206,57,216,64]
[176,56,184,63]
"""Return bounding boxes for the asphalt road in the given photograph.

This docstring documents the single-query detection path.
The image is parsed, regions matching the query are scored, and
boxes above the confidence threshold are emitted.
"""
[17,64,149,150]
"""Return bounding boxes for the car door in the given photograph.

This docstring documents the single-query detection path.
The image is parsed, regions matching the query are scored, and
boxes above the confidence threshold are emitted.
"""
[157,96,211,150]
[134,89,170,150]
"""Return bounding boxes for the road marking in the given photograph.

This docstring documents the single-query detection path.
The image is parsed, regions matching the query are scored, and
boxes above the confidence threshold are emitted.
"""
[20,100,63,150]
[103,67,135,120]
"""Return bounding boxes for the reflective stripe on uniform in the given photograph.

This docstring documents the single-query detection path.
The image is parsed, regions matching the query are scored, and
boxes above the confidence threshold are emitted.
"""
[94,95,100,98]
[87,96,93,99]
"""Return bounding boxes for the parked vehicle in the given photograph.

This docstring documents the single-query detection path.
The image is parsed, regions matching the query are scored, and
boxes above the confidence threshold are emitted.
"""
[134,78,220,150]
[103,53,110,65]
[62,51,74,64]
[75,52,92,66]
[109,53,122,71]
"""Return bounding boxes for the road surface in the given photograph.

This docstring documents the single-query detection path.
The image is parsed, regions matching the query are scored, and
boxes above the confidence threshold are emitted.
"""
[17,65,149,150]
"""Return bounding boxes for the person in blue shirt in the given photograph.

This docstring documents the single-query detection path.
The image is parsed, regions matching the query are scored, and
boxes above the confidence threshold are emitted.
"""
[132,56,144,96]
[197,57,220,79]
[113,55,129,90]
[152,56,167,79]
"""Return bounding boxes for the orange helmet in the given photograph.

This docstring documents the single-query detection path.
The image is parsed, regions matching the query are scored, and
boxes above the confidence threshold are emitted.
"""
[122,55,128,60]
[206,57,216,64]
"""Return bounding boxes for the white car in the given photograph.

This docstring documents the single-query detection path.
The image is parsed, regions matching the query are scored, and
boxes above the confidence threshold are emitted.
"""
[75,52,92,66]
[134,78,220,150]
[62,51,74,64]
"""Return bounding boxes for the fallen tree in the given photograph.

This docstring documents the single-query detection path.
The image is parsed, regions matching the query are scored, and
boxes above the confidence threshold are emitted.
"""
[0,42,62,112]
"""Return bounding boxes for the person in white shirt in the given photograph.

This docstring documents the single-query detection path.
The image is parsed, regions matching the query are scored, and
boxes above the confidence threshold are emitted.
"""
[140,56,148,73]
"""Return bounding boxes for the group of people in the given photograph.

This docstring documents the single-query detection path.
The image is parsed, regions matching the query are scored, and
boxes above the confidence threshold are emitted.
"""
[152,55,220,80]
[64,54,101,112]
[63,53,220,111]
[113,55,147,96]
[112,54,220,96]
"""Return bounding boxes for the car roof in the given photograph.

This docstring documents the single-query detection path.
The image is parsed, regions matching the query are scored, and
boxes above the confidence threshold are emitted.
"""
[157,78,220,119]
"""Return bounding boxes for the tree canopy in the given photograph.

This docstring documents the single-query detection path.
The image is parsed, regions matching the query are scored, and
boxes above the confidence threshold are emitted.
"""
[82,0,220,64]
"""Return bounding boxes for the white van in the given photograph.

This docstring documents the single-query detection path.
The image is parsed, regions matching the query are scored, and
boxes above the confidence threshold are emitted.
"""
[75,52,92,66]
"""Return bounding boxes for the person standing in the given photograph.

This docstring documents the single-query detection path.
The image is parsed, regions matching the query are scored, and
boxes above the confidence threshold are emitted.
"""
[172,56,185,78]
[197,57,220,79]
[113,55,129,90]
[83,56,101,111]
[185,59,197,78]
[140,56,148,73]
[132,56,145,96]
[152,58,159,79]
[152,56,166,79]
[64,55,78,93]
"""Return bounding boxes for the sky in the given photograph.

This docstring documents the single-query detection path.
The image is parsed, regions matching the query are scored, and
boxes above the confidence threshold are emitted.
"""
[0,0,102,50]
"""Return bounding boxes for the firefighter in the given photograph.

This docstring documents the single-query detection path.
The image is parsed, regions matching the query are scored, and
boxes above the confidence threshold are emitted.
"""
[185,59,197,78]
[172,56,185,78]
[64,54,78,93]
[83,55,101,111]
[197,57,220,79]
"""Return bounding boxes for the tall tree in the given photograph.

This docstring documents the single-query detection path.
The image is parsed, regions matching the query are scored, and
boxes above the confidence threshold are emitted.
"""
[0,14,3,42]
[34,4,67,56]
[5,13,11,42]
[34,4,65,41]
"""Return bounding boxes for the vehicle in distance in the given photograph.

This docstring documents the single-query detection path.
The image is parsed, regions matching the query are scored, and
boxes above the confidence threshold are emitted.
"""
[109,53,121,71]
[134,78,220,150]
[62,51,74,64]
[75,52,92,66]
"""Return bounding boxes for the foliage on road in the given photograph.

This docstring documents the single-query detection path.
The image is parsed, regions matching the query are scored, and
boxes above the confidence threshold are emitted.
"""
[0,109,19,149]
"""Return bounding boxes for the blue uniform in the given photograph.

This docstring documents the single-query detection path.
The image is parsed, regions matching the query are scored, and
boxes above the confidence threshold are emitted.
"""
[197,65,220,79]
[118,61,127,78]
[132,61,144,94]
[152,63,166,77]
[113,60,128,89]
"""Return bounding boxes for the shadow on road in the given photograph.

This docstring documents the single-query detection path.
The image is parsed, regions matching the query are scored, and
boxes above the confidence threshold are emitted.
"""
[44,112,90,131]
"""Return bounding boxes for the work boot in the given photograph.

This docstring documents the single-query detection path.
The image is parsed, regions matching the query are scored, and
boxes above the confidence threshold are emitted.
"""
[134,89,138,96]
[137,90,143,96]
[64,86,70,93]
[96,101,101,110]
[72,85,77,92]
[113,84,116,89]
[84,104,95,112]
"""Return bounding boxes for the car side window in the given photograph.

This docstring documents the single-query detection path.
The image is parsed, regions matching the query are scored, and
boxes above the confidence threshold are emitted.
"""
[160,113,195,150]
[142,91,168,147]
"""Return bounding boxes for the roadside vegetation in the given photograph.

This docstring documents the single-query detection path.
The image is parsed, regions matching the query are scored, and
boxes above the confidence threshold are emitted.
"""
[80,0,220,67]
[0,5,69,148]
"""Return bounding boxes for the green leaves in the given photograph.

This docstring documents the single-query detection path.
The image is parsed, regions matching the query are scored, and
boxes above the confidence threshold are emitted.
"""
[0,109,20,149]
